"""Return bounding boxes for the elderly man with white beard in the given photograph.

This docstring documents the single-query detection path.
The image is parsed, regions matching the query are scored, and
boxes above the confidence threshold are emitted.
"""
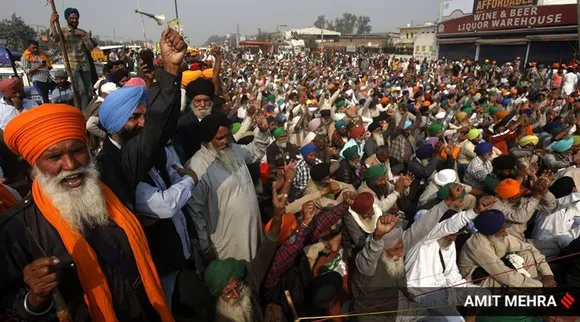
[0,104,173,321]
[203,186,286,322]
[266,127,300,167]
[186,112,271,264]
[175,77,218,163]
[458,209,557,288]
[406,193,496,322]
[350,184,465,322]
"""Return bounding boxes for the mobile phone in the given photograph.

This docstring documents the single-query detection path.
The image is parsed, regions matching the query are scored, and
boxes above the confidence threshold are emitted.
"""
[139,50,154,72]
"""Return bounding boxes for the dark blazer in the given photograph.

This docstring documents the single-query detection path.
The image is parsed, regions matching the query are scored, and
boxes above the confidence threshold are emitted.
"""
[96,70,182,211]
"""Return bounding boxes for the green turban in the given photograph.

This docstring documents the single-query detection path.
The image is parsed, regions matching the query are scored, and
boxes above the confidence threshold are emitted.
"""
[462,105,473,114]
[336,100,345,108]
[489,90,497,97]
[230,123,241,135]
[428,122,443,136]
[204,258,246,297]
[481,103,489,109]
[364,165,387,183]
[489,106,499,115]
[437,183,466,200]
[273,127,286,139]
[343,146,359,161]
[267,94,275,102]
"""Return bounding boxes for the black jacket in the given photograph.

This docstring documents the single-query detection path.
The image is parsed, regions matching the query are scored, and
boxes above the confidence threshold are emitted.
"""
[96,70,182,212]
[174,112,203,164]
[335,159,361,189]
[0,195,160,322]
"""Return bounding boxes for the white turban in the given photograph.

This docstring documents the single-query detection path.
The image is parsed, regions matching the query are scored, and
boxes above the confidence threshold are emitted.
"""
[383,227,404,250]
[100,82,119,94]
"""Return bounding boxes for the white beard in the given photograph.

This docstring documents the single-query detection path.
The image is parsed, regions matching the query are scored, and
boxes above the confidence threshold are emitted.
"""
[373,133,385,146]
[276,140,288,149]
[208,143,240,175]
[33,162,109,233]
[488,235,509,258]
[193,105,213,120]
[380,254,406,280]
[215,283,254,322]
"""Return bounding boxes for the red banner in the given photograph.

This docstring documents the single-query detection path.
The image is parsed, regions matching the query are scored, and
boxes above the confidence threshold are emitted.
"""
[438,4,577,34]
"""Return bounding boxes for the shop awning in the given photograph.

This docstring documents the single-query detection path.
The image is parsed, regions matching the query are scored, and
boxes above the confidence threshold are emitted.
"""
[437,37,478,44]
[476,38,527,45]
[526,34,578,41]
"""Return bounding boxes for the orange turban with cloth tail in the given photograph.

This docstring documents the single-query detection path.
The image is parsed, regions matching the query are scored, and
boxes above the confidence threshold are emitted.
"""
[495,178,521,199]
[4,104,174,322]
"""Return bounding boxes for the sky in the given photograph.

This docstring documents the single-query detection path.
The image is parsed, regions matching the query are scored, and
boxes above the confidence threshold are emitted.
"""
[2,0,441,46]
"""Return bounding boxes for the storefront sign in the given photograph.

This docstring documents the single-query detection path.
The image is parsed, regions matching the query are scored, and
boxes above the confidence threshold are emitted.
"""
[438,4,576,34]
[473,0,537,13]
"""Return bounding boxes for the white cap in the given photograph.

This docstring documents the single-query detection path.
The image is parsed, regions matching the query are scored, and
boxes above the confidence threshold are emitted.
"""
[434,169,457,186]
[100,82,119,94]
[435,111,446,120]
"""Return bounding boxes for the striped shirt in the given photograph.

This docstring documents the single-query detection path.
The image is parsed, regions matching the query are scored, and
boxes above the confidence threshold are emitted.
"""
[50,26,95,71]
[20,50,57,83]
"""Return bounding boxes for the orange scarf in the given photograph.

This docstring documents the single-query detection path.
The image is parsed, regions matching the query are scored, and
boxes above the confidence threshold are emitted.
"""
[31,179,173,322]
[22,49,53,69]
[0,184,18,213]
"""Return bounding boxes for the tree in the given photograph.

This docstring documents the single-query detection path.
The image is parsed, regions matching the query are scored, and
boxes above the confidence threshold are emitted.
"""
[314,15,326,29]
[356,16,372,34]
[256,28,272,42]
[336,13,358,34]
[326,21,335,31]
[0,13,37,51]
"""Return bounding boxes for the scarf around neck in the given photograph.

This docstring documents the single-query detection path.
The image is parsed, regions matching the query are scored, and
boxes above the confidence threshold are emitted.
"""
[23,49,53,69]
[348,203,382,233]
[31,179,173,322]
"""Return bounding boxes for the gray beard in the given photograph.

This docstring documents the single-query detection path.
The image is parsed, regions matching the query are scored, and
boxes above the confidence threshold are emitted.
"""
[192,105,213,120]
[488,235,509,258]
[33,162,109,233]
[276,141,288,149]
[380,253,406,280]
[209,143,240,175]
[215,283,254,322]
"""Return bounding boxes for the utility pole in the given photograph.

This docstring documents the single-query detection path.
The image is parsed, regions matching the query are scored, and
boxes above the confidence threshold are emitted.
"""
[137,0,147,43]
[174,0,180,33]
[113,28,116,43]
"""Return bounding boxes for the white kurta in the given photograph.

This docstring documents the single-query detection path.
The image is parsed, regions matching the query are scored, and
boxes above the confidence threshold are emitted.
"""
[186,131,269,262]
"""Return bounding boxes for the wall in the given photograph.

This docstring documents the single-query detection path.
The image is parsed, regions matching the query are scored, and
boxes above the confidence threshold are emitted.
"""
[413,34,437,61]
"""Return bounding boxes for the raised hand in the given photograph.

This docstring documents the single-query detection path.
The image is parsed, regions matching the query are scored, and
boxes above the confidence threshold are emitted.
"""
[272,184,288,213]
[283,160,297,181]
[445,183,465,209]
[474,195,497,214]
[373,214,399,239]
[301,201,316,226]
[160,27,186,73]
[342,191,357,206]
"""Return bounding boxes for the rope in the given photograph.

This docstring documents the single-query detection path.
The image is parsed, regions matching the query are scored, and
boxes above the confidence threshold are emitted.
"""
[294,248,580,322]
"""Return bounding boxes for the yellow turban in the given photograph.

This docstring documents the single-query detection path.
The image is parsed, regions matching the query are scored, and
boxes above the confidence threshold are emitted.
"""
[202,68,213,79]
[518,135,539,147]
[5,104,87,165]
[182,70,203,87]
[573,135,580,146]
[456,112,468,122]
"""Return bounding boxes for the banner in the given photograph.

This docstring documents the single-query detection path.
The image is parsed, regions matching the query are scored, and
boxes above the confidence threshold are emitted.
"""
[473,0,537,13]
[438,4,576,34]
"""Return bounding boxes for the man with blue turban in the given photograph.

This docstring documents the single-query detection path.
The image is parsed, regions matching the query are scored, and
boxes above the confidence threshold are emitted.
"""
[49,7,97,109]
[459,208,556,288]
[95,28,188,308]
[464,142,494,190]
[543,136,576,172]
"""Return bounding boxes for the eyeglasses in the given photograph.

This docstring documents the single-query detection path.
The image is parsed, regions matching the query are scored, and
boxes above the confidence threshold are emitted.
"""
[222,280,243,299]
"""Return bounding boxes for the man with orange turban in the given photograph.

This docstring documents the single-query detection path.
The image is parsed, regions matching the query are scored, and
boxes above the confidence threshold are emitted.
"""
[0,78,38,130]
[0,104,173,321]
[490,177,556,241]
